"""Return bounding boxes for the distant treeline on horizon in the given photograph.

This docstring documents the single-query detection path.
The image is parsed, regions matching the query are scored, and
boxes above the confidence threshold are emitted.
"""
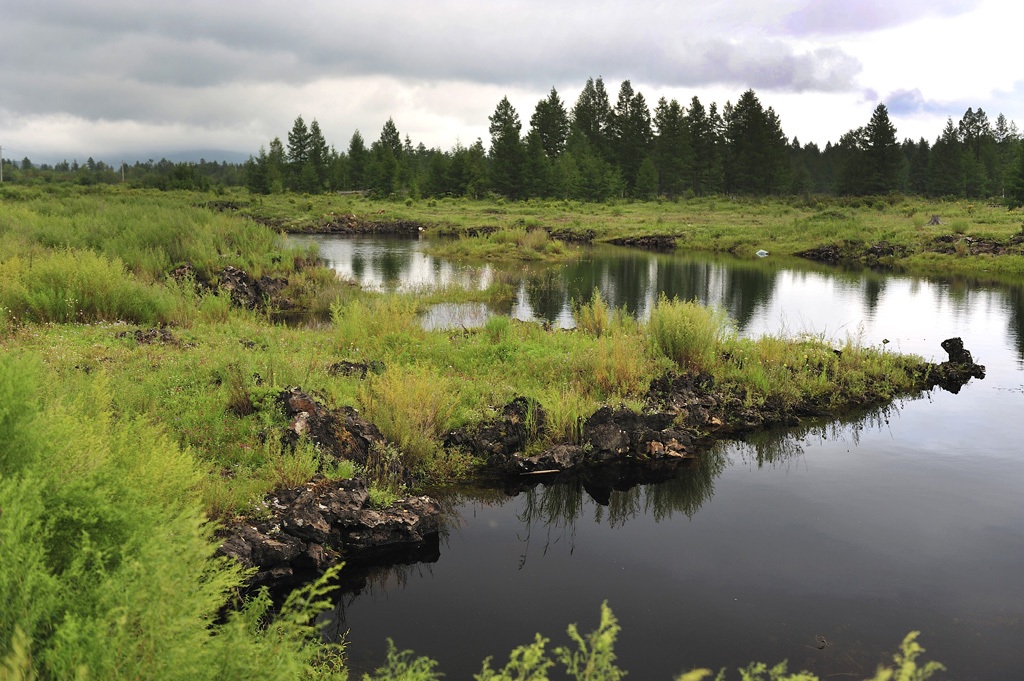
[5,78,1024,203]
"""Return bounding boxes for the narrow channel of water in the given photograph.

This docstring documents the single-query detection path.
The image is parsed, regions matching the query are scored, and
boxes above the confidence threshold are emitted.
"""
[291,234,1024,679]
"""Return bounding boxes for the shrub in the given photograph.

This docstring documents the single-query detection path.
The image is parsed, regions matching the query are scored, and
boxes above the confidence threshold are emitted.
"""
[646,295,732,372]
[0,355,347,680]
[358,364,456,474]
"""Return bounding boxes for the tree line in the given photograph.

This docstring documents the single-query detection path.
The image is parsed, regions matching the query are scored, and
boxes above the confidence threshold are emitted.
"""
[5,77,1024,203]
[245,78,1024,203]
[0,156,243,190]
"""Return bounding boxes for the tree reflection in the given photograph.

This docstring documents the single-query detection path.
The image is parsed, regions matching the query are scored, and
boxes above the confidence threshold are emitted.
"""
[513,248,782,333]
[731,401,902,469]
[514,453,728,565]
[1005,283,1024,363]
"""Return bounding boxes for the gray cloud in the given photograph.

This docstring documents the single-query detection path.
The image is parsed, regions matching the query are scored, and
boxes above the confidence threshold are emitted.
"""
[884,82,1024,130]
[0,0,865,130]
[2,0,1016,160]
[779,0,981,35]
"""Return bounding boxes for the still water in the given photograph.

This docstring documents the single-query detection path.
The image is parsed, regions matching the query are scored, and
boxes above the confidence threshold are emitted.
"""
[292,234,1024,679]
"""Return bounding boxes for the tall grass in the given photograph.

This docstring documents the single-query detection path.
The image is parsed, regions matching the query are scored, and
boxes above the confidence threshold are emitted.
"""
[331,295,422,352]
[0,249,174,324]
[646,294,733,372]
[573,289,612,337]
[428,226,577,262]
[358,364,457,475]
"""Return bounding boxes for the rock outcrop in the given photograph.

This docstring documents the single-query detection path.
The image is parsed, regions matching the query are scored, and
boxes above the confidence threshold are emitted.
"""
[279,387,389,470]
[217,477,442,586]
[923,337,986,394]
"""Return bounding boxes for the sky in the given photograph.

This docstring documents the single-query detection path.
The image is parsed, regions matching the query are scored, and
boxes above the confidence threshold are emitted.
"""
[1,0,1021,165]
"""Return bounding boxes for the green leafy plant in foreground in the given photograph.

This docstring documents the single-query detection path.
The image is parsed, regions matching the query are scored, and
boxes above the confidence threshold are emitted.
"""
[362,602,944,681]
[0,354,348,680]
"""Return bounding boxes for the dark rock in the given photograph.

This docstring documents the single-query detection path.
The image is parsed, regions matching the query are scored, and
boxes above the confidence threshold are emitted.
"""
[506,405,696,476]
[278,387,389,470]
[796,243,843,265]
[217,477,442,583]
[582,407,690,461]
[289,216,425,236]
[796,240,909,266]
[218,265,291,311]
[202,200,245,212]
[923,337,986,394]
[218,262,290,311]
[608,234,677,251]
[547,228,595,244]
[941,337,974,365]
[645,372,723,433]
[444,397,546,467]
[115,327,179,345]
[327,359,386,378]
[517,444,586,473]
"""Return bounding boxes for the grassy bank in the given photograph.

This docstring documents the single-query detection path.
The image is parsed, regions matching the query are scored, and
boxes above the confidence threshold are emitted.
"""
[0,185,951,512]
[229,188,1024,277]
[2,293,933,516]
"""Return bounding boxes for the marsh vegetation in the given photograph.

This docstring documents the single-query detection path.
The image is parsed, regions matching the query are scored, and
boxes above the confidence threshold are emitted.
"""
[2,185,1008,678]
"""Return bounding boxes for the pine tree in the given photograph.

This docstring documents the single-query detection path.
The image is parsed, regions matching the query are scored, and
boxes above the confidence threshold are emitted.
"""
[306,119,330,191]
[862,103,902,194]
[1008,142,1024,207]
[906,138,930,195]
[523,130,551,197]
[286,116,310,190]
[635,157,659,199]
[488,96,525,198]
[448,140,488,198]
[609,80,653,195]
[994,113,1022,196]
[686,97,722,195]
[652,97,691,198]
[723,90,787,194]
[570,77,613,158]
[958,108,996,197]
[244,147,272,194]
[347,130,368,190]
[928,119,965,197]
[369,118,404,196]
[530,87,570,159]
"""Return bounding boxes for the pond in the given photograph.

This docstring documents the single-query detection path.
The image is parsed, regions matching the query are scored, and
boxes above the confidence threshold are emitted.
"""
[290,234,1024,679]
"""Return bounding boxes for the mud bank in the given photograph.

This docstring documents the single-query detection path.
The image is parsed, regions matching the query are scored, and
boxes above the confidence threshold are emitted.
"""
[797,231,1024,266]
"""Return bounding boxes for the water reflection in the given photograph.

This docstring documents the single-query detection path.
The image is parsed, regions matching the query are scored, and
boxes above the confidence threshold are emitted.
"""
[1005,283,1024,363]
[294,233,1024,367]
[508,251,783,331]
[288,234,495,292]
[732,402,902,469]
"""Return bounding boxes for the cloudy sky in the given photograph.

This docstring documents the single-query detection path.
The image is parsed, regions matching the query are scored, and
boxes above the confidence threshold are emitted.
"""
[1,0,1021,165]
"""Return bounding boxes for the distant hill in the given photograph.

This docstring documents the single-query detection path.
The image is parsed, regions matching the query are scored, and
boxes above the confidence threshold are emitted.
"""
[119,149,251,165]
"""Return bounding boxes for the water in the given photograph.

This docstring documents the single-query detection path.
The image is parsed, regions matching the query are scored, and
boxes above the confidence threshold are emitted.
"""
[293,234,1024,679]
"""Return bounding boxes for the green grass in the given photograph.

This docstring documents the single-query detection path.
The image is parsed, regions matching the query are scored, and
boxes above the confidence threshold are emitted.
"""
[2,286,930,515]
[0,188,931,499]
[426,225,582,262]
[236,190,1024,276]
